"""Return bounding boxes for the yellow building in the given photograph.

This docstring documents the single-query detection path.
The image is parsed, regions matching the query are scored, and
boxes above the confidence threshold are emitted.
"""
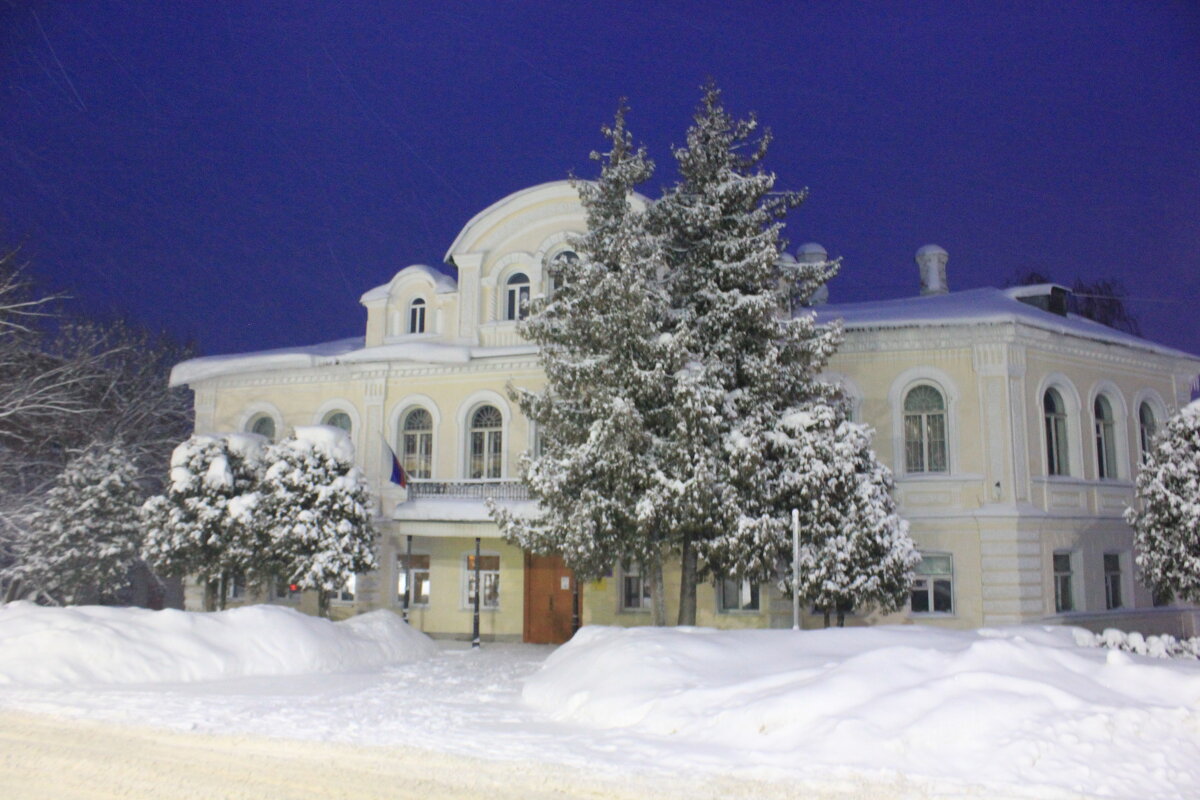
[172,181,1200,640]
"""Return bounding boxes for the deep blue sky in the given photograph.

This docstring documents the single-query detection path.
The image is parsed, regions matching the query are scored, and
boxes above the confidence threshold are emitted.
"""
[2,2,1198,358]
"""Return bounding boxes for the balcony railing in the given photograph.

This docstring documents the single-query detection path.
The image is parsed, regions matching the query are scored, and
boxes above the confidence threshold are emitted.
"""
[407,480,529,501]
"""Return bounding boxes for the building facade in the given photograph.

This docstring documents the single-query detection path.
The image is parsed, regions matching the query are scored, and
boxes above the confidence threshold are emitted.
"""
[171,181,1200,640]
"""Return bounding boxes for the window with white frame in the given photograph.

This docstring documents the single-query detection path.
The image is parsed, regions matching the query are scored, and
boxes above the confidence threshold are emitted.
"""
[322,410,352,435]
[1043,388,1070,476]
[505,272,530,320]
[409,297,426,333]
[910,553,953,614]
[463,553,500,609]
[1103,553,1123,609]
[334,574,356,603]
[468,405,503,479]
[1138,402,1158,461]
[401,408,433,479]
[548,250,577,296]
[247,413,276,441]
[397,553,430,608]
[1093,395,1118,479]
[620,564,652,612]
[225,573,246,601]
[718,577,760,612]
[1053,552,1075,613]
[903,385,948,473]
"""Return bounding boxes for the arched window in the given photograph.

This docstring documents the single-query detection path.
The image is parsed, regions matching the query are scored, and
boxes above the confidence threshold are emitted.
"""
[409,298,426,334]
[1094,395,1118,479]
[1044,389,1070,476]
[248,414,276,441]
[468,405,503,479]
[903,385,947,473]
[548,250,578,297]
[322,411,352,434]
[1138,402,1158,459]
[401,408,433,480]
[505,272,530,321]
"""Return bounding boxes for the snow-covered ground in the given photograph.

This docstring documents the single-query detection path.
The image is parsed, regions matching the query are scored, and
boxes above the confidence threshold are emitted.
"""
[1,602,1198,799]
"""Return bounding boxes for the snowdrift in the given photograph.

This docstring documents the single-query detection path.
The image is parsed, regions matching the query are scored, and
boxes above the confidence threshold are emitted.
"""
[525,625,1200,797]
[0,603,437,685]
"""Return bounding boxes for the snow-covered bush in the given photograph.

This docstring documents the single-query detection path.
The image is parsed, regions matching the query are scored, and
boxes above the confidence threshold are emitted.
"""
[258,426,377,615]
[1126,400,1200,604]
[1074,627,1200,660]
[4,439,143,604]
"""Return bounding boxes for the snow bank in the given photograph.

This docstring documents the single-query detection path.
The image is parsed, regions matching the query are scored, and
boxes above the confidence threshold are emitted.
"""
[0,603,436,686]
[525,625,1200,797]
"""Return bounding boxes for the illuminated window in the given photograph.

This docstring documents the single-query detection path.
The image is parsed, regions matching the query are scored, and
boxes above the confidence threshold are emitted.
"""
[397,553,430,608]
[903,385,947,473]
[401,408,433,479]
[463,553,500,609]
[468,405,503,479]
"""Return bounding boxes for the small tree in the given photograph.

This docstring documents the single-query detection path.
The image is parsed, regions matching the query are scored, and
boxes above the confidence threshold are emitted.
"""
[5,439,143,605]
[259,426,378,617]
[141,433,267,610]
[1127,401,1200,604]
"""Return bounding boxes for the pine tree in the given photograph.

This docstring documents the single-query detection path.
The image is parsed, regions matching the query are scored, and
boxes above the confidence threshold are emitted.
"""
[1127,401,1200,603]
[141,433,267,610]
[6,439,143,604]
[645,83,842,623]
[491,105,675,620]
[259,426,377,617]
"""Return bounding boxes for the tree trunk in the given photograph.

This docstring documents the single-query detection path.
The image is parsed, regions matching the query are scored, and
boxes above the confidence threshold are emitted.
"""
[318,590,330,618]
[836,610,846,627]
[203,579,218,612]
[822,608,831,629]
[650,553,667,627]
[677,534,698,626]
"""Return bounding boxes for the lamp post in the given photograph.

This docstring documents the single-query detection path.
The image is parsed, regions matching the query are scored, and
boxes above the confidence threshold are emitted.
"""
[792,508,800,630]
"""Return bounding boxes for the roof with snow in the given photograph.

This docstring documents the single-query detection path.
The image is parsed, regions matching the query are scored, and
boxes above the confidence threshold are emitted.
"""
[359,264,458,304]
[813,286,1198,360]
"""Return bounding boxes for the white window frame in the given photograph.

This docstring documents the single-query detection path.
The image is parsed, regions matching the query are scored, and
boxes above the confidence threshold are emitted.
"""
[504,272,531,321]
[397,552,431,608]
[401,407,434,480]
[1103,552,1125,610]
[333,574,357,604]
[619,564,652,613]
[467,404,504,480]
[888,369,958,477]
[462,552,500,610]
[902,384,948,474]
[409,297,427,334]
[910,553,954,615]
[1052,550,1076,613]
[717,577,761,613]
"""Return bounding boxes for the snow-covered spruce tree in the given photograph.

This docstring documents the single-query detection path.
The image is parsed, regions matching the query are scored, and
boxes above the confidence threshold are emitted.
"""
[259,426,377,617]
[5,439,144,605]
[644,83,843,624]
[491,105,676,622]
[1127,400,1200,604]
[141,433,268,610]
[731,404,918,627]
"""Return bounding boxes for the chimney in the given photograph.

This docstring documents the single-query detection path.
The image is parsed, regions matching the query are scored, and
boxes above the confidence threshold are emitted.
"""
[916,244,949,295]
[797,242,829,305]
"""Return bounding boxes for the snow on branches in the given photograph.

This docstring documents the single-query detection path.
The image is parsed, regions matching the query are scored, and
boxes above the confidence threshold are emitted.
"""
[1127,400,1200,604]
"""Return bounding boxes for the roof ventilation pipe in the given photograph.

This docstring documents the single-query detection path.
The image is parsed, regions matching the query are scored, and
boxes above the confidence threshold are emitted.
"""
[916,244,949,296]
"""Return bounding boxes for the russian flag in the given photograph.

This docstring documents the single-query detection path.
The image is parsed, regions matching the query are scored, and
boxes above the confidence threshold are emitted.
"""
[385,442,408,488]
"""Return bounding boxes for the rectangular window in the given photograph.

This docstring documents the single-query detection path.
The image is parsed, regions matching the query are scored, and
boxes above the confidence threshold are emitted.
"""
[1053,552,1074,613]
[397,554,431,608]
[225,573,246,601]
[334,574,356,603]
[403,432,432,479]
[1104,553,1123,610]
[620,565,651,612]
[272,579,301,603]
[719,578,760,612]
[910,554,953,614]
[464,554,500,609]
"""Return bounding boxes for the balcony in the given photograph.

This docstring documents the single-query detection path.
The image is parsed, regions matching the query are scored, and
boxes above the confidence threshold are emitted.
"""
[408,479,529,501]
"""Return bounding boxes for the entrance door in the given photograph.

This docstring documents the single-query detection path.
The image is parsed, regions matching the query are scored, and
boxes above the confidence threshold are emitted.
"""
[523,553,578,644]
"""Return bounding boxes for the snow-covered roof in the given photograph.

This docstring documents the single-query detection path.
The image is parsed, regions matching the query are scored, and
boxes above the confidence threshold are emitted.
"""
[170,338,538,386]
[390,497,538,526]
[359,264,457,304]
[813,286,1198,360]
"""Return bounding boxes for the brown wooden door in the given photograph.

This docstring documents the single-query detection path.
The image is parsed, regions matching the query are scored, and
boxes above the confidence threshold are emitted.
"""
[523,553,578,644]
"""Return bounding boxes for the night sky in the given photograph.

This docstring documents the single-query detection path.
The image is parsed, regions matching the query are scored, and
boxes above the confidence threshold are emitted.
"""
[2,2,1197,358]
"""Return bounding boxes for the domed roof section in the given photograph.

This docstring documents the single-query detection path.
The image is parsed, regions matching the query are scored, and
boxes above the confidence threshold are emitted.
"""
[442,180,650,264]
